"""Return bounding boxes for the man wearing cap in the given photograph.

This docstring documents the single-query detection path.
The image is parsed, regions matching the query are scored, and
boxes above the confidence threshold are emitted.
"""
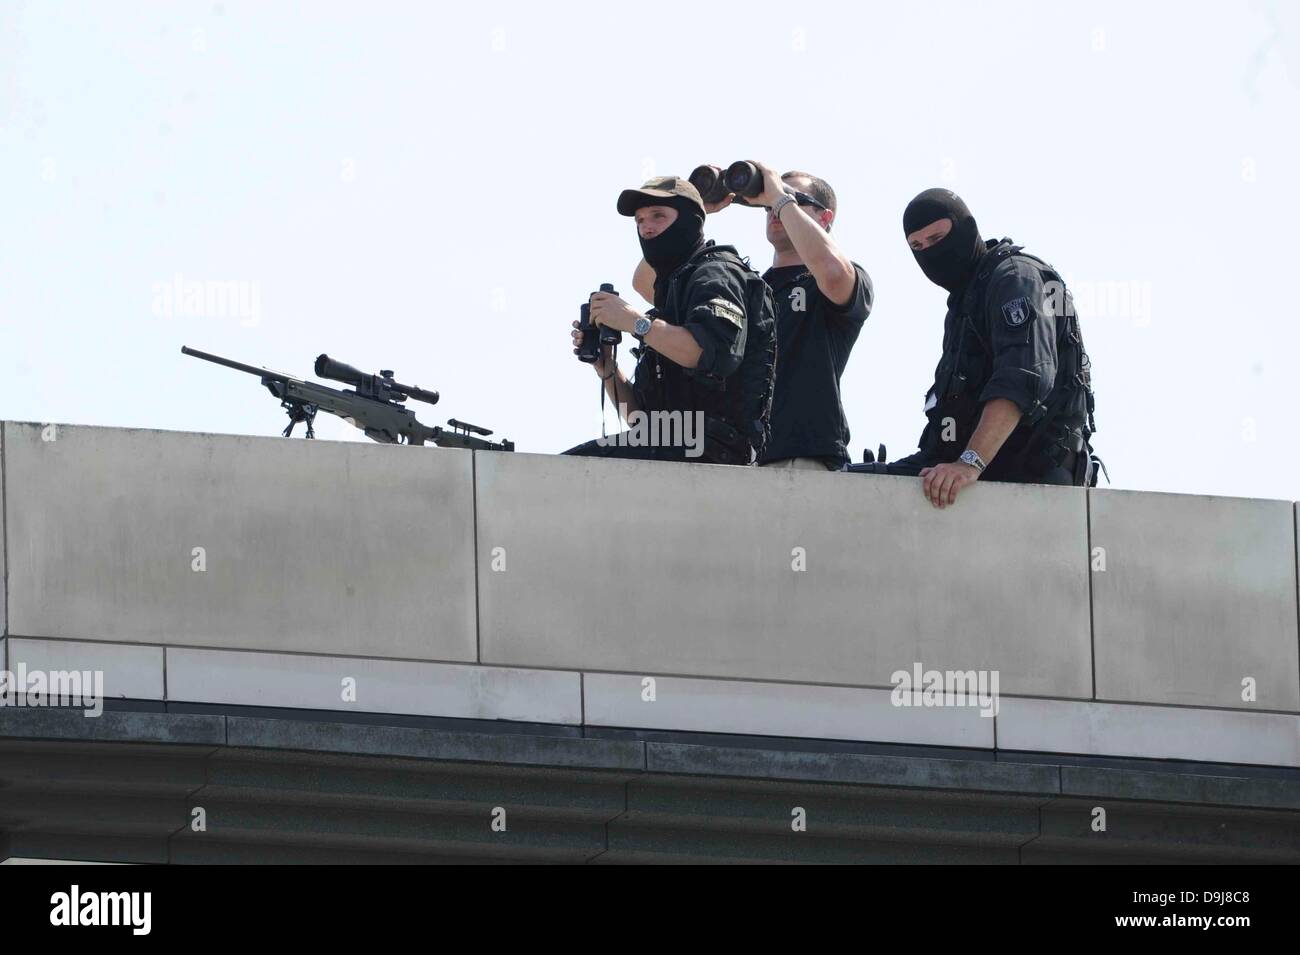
[864,188,1098,508]
[632,161,871,472]
[564,176,777,465]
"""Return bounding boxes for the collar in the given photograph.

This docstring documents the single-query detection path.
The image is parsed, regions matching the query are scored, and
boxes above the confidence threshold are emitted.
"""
[763,263,812,289]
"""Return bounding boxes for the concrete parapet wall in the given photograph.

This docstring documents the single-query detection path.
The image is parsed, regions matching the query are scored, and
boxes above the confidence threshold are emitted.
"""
[3,421,1298,766]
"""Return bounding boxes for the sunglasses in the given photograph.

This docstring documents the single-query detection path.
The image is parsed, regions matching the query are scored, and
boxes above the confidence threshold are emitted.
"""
[755,190,828,213]
[791,190,829,212]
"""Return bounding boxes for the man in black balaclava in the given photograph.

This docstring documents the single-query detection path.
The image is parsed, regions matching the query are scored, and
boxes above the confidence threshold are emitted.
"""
[563,176,777,466]
[861,188,1098,507]
[903,188,986,295]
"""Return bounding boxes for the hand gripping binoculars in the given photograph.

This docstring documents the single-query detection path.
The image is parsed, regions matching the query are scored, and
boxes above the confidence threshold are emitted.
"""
[689,161,764,205]
[576,283,621,363]
[689,162,829,212]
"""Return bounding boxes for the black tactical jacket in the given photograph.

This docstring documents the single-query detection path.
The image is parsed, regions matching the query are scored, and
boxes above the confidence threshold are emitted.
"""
[632,241,777,460]
[914,238,1094,481]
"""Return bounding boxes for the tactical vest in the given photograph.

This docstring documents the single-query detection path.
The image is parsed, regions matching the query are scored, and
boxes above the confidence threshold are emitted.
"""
[925,241,1096,479]
[636,243,777,458]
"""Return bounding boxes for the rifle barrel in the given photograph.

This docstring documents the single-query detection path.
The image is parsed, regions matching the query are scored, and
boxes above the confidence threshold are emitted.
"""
[182,346,291,382]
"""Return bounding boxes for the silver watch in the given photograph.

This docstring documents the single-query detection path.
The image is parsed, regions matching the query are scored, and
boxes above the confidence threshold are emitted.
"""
[633,316,653,339]
[959,449,986,473]
[770,193,797,218]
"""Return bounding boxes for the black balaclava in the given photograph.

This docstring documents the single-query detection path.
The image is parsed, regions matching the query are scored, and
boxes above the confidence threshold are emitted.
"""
[639,198,705,276]
[902,188,986,293]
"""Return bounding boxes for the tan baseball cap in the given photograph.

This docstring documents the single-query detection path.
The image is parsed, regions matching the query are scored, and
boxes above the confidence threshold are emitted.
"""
[616,176,706,217]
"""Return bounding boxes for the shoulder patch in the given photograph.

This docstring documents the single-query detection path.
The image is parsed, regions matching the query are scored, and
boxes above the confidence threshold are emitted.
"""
[1001,296,1031,327]
[708,297,744,328]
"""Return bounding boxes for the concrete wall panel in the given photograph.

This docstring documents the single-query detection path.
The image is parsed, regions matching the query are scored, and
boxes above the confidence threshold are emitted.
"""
[478,452,1092,698]
[8,638,164,700]
[4,423,477,661]
[167,647,581,724]
[584,672,995,748]
[997,697,1300,767]
[1090,488,1300,711]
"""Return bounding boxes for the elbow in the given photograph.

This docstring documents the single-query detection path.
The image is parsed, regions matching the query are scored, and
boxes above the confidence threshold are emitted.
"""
[679,326,710,371]
[713,353,741,377]
[819,259,857,306]
[990,396,1025,421]
[1025,363,1056,414]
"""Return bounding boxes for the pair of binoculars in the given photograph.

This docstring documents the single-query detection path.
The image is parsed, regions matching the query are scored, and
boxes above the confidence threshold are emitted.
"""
[689,161,764,205]
[576,283,621,363]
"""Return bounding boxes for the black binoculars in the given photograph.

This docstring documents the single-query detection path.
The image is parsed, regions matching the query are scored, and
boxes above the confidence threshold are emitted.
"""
[576,283,621,363]
[690,162,830,212]
[689,161,764,205]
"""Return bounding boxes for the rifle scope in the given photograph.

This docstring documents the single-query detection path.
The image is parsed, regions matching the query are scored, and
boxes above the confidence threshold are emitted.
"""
[314,354,440,406]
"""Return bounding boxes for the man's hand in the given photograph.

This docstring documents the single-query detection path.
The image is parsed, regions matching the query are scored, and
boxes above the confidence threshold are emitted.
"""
[589,292,643,334]
[703,194,734,214]
[919,462,980,509]
[570,320,615,377]
[746,159,791,209]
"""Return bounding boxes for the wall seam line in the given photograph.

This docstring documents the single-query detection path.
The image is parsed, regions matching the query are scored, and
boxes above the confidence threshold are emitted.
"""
[471,451,481,665]
[1087,488,1097,701]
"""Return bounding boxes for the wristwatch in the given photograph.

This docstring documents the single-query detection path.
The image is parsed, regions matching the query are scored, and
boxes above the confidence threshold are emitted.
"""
[959,449,986,473]
[633,316,653,340]
[770,193,797,218]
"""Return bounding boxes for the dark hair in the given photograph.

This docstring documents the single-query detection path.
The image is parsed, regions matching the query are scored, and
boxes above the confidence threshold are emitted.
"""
[782,170,837,222]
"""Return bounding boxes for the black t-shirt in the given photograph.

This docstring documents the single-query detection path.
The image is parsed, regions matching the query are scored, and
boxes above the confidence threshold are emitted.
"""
[757,262,872,465]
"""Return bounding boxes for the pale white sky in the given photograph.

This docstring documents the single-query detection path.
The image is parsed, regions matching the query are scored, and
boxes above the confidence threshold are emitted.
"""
[2,0,1297,500]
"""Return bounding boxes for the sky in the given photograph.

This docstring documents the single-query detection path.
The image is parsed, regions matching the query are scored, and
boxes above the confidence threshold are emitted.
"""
[1,0,1298,501]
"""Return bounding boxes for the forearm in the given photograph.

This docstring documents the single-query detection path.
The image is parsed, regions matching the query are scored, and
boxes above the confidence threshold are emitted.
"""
[601,360,641,417]
[775,202,856,305]
[966,398,1023,464]
[642,319,703,370]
